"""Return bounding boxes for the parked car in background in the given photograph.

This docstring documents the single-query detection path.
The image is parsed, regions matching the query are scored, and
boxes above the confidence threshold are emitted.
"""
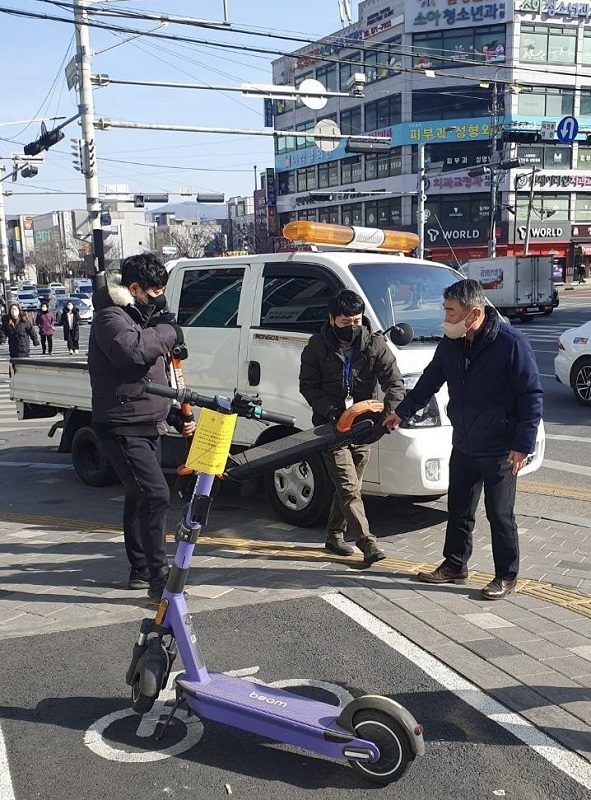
[70,291,94,309]
[16,291,40,311]
[19,282,37,294]
[37,287,51,300]
[51,296,93,324]
[555,320,591,405]
[49,282,66,290]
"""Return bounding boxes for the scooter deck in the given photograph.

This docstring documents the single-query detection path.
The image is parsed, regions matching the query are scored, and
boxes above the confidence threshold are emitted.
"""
[225,423,341,480]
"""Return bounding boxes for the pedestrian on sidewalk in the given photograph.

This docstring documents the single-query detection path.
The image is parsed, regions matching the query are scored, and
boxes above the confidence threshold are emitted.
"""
[299,289,405,566]
[383,279,543,600]
[88,252,195,601]
[0,302,40,357]
[576,263,586,284]
[62,301,80,354]
[35,301,55,355]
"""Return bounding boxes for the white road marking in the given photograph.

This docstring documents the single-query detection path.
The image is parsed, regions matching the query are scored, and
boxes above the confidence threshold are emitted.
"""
[324,593,591,793]
[542,459,591,477]
[546,433,591,444]
[0,725,16,800]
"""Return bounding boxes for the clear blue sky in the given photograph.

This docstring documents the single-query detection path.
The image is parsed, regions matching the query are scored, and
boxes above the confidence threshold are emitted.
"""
[0,0,351,215]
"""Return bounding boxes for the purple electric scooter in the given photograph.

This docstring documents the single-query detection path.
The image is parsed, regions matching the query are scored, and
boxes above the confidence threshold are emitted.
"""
[125,383,424,785]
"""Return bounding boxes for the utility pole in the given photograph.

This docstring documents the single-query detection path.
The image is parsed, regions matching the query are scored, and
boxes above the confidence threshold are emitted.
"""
[0,169,9,302]
[523,166,538,257]
[416,143,425,259]
[73,0,105,283]
[487,79,502,258]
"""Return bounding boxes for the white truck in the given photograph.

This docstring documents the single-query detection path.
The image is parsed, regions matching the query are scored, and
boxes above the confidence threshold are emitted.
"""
[463,255,555,322]
[10,223,546,526]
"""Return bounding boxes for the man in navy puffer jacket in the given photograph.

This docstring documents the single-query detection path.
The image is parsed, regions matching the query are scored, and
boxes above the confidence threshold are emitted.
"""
[383,279,543,600]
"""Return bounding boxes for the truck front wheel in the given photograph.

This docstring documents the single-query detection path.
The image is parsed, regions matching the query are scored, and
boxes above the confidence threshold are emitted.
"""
[71,426,118,487]
[264,452,332,527]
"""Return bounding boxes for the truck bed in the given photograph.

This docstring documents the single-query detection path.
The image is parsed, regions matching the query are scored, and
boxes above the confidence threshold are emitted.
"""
[10,358,91,418]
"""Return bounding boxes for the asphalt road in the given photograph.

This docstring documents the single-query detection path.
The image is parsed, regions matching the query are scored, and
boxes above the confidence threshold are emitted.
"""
[0,596,588,800]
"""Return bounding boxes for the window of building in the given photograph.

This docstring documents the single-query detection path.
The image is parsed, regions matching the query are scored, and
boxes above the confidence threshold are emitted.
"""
[340,51,361,91]
[577,147,591,170]
[295,166,317,192]
[516,193,569,220]
[517,87,574,117]
[377,197,402,228]
[278,171,296,195]
[328,161,340,186]
[318,164,329,188]
[583,31,591,65]
[412,25,506,70]
[294,71,313,109]
[178,268,244,327]
[412,86,493,121]
[260,270,342,334]
[365,95,402,131]
[364,36,403,83]
[295,120,315,150]
[520,25,576,64]
[420,193,489,226]
[516,144,571,169]
[340,106,362,135]
[429,140,490,171]
[341,156,360,184]
[365,200,378,226]
[575,194,591,220]
[341,203,363,225]
[580,89,591,116]
[316,63,338,91]
[365,155,378,181]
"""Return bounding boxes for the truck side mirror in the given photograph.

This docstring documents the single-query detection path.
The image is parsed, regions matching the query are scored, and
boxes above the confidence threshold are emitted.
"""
[386,323,414,346]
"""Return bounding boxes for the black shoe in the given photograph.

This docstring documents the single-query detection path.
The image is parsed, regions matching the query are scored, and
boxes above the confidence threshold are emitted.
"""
[128,568,150,590]
[325,534,355,557]
[417,562,469,584]
[357,538,386,565]
[481,577,517,600]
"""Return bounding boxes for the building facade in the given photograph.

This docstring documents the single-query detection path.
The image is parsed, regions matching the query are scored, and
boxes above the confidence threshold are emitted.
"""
[272,0,591,277]
[227,195,255,253]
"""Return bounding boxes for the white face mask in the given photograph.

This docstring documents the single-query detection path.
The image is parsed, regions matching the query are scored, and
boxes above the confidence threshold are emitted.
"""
[443,311,475,340]
[10,308,19,319]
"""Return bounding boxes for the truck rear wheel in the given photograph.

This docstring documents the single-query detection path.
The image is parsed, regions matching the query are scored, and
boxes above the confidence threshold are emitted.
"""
[264,452,332,527]
[71,426,118,487]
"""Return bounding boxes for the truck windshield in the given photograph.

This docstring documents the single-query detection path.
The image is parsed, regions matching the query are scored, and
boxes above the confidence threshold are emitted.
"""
[350,261,462,339]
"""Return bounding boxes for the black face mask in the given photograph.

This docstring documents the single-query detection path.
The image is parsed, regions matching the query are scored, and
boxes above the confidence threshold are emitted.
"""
[334,323,360,343]
[148,293,167,313]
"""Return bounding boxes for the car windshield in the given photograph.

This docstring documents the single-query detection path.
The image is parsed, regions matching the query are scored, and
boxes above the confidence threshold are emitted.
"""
[349,260,463,339]
[18,293,36,300]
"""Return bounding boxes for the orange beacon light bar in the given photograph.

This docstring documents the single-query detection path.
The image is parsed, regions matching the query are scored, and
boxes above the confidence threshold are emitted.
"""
[283,221,420,253]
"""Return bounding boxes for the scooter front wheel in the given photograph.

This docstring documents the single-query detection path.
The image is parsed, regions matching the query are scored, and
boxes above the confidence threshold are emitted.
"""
[348,709,414,784]
[131,675,157,714]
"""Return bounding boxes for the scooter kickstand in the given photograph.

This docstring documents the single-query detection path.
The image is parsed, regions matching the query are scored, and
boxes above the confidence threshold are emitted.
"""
[154,695,183,741]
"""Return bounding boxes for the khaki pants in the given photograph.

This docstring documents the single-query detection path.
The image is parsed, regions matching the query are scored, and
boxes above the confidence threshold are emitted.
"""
[322,442,374,543]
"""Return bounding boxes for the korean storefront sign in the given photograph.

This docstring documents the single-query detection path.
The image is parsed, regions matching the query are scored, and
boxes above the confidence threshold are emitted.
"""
[405,0,513,32]
[515,171,591,191]
[516,0,591,20]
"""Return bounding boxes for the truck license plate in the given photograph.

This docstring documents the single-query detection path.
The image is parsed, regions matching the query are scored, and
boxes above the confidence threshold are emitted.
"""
[526,306,537,312]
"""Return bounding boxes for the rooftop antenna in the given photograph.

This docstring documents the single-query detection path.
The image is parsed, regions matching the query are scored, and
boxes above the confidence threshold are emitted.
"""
[338,0,353,26]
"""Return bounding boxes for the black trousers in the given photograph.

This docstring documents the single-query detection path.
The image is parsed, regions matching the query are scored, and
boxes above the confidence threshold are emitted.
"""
[443,448,519,580]
[40,334,53,354]
[98,432,170,578]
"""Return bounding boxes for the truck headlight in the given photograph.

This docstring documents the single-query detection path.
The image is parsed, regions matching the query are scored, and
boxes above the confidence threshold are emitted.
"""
[400,374,441,428]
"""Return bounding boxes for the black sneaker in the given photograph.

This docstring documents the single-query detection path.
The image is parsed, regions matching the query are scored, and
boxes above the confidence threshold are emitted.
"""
[128,568,150,590]
[357,538,386,566]
[147,573,169,601]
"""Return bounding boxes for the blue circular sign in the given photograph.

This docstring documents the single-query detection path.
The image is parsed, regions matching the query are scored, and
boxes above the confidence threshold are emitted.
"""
[557,115,579,144]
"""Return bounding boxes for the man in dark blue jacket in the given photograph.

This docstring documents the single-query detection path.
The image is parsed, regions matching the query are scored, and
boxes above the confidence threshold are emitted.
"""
[383,279,543,599]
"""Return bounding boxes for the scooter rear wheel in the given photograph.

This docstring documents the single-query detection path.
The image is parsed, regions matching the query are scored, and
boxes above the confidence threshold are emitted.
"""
[348,709,414,784]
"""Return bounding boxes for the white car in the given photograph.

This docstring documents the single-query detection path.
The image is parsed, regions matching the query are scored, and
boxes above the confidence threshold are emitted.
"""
[554,320,591,405]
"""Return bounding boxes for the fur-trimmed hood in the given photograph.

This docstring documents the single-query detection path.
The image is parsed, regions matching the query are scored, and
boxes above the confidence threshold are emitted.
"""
[92,278,135,312]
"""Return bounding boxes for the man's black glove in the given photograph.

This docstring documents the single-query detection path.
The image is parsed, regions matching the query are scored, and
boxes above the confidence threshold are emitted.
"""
[148,309,176,327]
[172,324,185,348]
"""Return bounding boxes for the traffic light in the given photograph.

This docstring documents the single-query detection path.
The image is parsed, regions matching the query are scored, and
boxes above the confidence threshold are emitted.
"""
[20,165,39,179]
[345,137,391,154]
[71,139,84,173]
[134,193,169,208]
[502,130,542,144]
[23,127,65,156]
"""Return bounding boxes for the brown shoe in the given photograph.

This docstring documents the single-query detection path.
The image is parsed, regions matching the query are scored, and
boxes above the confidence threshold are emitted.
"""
[417,562,469,584]
[481,578,517,600]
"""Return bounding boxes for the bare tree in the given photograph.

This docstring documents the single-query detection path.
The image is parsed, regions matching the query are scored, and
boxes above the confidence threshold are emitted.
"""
[168,221,219,258]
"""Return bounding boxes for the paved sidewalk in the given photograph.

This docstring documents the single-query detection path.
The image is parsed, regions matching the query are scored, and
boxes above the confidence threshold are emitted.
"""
[0,499,590,766]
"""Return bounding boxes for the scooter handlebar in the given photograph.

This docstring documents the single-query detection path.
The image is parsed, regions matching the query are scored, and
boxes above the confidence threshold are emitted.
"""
[146,382,295,426]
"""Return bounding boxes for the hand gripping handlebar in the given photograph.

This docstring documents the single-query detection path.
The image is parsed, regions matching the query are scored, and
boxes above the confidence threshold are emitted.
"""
[145,382,296,427]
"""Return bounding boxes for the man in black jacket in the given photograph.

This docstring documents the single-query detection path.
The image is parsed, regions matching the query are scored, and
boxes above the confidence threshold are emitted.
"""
[88,253,194,600]
[299,289,405,565]
[384,279,543,599]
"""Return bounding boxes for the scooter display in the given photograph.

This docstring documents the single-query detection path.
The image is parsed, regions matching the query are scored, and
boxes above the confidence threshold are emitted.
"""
[125,383,425,785]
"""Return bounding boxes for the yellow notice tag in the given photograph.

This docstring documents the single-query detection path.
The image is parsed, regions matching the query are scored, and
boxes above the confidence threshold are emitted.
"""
[185,409,237,475]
